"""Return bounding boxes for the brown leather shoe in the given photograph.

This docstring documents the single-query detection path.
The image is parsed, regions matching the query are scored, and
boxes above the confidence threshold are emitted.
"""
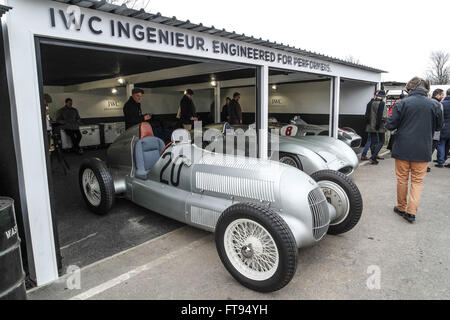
[361,156,369,161]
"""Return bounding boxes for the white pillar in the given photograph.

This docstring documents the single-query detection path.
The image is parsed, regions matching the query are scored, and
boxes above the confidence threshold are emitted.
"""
[214,82,221,123]
[126,83,134,98]
[257,66,269,159]
[329,76,340,139]
[376,82,382,91]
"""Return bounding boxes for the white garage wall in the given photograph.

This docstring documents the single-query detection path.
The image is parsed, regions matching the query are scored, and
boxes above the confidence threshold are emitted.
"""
[221,81,331,114]
[339,80,376,115]
[45,87,214,118]
[221,80,374,115]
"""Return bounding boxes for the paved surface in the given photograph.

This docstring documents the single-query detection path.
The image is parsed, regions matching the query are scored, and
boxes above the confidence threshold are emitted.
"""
[30,152,450,300]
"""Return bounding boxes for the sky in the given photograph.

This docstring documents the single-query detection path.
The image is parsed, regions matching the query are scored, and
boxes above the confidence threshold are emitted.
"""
[126,0,450,82]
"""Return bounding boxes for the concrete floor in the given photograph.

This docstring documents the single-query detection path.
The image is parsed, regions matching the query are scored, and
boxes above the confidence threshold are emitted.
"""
[50,148,182,269]
[30,152,450,300]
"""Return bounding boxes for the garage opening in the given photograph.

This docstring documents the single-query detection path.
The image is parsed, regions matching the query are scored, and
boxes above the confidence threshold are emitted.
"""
[37,39,256,271]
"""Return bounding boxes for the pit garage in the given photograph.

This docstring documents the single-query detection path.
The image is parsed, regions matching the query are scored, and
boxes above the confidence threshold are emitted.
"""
[0,0,383,288]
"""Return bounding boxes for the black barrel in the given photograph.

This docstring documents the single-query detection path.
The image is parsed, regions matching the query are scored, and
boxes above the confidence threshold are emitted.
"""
[0,197,26,300]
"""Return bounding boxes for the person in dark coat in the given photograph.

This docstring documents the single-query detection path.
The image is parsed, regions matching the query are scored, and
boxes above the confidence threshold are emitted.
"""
[385,77,443,223]
[228,92,242,125]
[123,88,151,130]
[364,90,387,164]
[56,98,83,154]
[221,97,231,122]
[179,89,198,130]
[436,88,450,167]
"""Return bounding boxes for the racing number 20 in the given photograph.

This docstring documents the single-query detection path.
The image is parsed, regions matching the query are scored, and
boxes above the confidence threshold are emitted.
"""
[160,152,184,186]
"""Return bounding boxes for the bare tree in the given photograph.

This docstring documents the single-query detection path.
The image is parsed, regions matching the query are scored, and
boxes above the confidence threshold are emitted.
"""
[426,51,450,85]
[106,0,151,10]
[345,55,361,65]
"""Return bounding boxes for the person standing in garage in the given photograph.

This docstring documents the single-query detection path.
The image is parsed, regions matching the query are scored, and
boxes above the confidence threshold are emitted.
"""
[221,97,231,122]
[179,89,198,130]
[56,98,83,155]
[123,88,151,130]
[364,90,387,164]
[228,92,243,125]
[386,77,443,223]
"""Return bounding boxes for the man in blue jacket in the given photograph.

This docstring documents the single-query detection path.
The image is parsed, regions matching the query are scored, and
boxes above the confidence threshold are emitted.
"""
[386,77,443,223]
[436,88,450,168]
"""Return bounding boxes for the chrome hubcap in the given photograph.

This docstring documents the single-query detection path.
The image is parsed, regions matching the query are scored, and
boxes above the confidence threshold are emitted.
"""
[318,180,350,225]
[224,219,279,281]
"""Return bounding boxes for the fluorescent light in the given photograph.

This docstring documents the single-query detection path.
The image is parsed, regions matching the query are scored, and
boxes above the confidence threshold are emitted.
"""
[211,81,217,87]
[117,78,125,84]
[272,84,277,90]
[112,88,118,94]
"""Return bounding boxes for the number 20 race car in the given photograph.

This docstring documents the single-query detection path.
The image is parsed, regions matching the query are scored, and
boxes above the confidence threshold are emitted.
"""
[79,122,363,292]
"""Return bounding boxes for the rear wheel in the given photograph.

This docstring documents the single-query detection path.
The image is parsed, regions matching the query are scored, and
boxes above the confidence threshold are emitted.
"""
[215,203,298,292]
[79,158,115,215]
[310,170,363,235]
[277,152,303,171]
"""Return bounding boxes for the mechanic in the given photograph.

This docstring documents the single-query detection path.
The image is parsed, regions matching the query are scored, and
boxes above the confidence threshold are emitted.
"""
[364,90,387,164]
[123,88,151,130]
[56,98,83,155]
[221,97,231,122]
[386,77,443,223]
[228,92,243,125]
[179,89,198,130]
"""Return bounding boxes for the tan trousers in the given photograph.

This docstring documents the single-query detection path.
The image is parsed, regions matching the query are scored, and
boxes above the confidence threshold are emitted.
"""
[395,159,428,215]
[183,124,192,130]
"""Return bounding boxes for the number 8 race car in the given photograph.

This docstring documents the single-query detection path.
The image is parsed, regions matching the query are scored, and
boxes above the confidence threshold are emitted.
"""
[79,122,363,292]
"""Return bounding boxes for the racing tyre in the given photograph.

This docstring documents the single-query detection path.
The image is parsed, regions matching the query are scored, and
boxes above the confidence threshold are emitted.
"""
[79,158,115,215]
[277,152,303,171]
[310,170,363,235]
[215,203,298,292]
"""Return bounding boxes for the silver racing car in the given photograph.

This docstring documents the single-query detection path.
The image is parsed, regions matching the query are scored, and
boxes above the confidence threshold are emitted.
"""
[281,116,362,151]
[79,123,363,292]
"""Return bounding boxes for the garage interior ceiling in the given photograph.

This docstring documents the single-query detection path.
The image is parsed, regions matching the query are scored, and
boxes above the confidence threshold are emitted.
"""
[41,43,326,91]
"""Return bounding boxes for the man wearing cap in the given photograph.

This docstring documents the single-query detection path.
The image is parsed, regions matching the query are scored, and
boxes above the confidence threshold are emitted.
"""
[123,88,151,130]
[364,90,388,164]
[228,92,243,125]
[180,89,198,130]
[386,77,443,223]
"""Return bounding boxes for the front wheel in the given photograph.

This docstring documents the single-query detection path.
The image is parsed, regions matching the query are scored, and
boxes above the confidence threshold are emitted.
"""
[215,203,298,292]
[310,170,363,235]
[79,158,115,215]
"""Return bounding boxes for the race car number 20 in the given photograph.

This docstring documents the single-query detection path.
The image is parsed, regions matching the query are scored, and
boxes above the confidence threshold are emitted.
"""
[160,152,185,187]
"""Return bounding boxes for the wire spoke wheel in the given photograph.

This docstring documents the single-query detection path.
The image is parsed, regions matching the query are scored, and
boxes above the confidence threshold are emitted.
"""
[215,203,298,292]
[224,219,279,281]
[82,168,101,206]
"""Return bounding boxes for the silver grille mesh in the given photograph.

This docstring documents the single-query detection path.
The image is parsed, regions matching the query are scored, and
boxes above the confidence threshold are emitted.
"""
[308,187,330,240]
[196,172,276,202]
[191,206,221,228]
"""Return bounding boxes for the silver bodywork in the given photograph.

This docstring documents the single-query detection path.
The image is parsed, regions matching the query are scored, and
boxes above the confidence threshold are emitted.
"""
[106,126,337,248]
[201,123,359,176]
[283,117,362,151]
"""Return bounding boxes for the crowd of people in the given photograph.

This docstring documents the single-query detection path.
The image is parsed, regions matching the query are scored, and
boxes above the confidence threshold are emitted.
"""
[363,77,446,223]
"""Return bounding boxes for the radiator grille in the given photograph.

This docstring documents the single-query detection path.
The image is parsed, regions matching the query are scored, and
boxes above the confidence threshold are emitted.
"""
[308,187,330,240]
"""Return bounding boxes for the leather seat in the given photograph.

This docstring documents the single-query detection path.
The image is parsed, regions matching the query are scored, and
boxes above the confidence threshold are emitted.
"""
[134,136,165,180]
[139,122,154,139]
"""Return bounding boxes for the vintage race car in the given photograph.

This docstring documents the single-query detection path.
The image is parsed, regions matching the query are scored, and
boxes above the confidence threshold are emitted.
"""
[201,122,359,176]
[277,116,363,151]
[79,122,363,292]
